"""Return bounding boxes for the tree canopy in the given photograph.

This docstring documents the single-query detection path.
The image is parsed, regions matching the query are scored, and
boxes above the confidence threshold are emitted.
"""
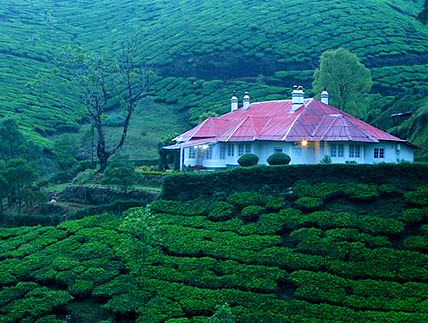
[418,0,428,24]
[312,48,373,117]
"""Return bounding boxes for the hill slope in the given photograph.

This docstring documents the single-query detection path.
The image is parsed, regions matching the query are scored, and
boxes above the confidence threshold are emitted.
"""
[2,164,428,322]
[1,0,428,155]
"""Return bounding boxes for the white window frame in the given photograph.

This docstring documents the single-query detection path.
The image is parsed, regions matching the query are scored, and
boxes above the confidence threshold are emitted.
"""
[338,144,344,157]
[220,145,226,160]
[349,144,361,158]
[245,143,252,154]
[188,147,195,159]
[206,146,213,159]
[330,144,337,157]
[228,143,234,157]
[238,144,245,156]
[374,147,385,159]
[355,145,361,158]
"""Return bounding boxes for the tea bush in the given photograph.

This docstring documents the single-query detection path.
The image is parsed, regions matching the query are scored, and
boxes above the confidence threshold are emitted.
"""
[3,165,428,321]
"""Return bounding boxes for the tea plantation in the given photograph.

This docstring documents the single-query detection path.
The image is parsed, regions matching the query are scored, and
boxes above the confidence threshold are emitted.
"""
[2,164,428,322]
[2,0,428,154]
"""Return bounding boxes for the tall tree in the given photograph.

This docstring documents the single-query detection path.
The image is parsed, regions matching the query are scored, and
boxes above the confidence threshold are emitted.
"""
[0,119,40,161]
[4,159,38,214]
[60,29,151,172]
[418,0,428,24]
[312,48,372,115]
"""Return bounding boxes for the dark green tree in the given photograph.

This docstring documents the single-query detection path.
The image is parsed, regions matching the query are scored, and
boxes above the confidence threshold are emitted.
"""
[53,135,79,170]
[313,48,372,116]
[418,0,428,24]
[0,161,7,213]
[4,159,38,214]
[0,119,40,161]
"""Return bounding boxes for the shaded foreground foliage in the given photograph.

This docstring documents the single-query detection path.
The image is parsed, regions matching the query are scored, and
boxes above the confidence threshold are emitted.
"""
[2,165,428,321]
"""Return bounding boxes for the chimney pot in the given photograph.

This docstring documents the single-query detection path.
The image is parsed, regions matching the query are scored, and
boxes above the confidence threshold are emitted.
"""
[243,91,250,109]
[231,91,238,112]
[321,87,329,105]
[291,85,305,112]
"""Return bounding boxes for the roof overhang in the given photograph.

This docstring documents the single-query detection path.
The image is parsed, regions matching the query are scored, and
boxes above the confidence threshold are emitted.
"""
[163,138,217,150]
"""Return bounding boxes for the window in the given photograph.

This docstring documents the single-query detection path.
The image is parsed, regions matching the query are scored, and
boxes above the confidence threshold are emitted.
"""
[206,146,212,159]
[374,147,384,159]
[330,144,337,157]
[338,144,344,157]
[355,145,361,158]
[228,143,234,157]
[238,144,245,156]
[245,143,251,154]
[188,147,195,159]
[220,145,226,160]
[274,148,283,153]
[349,144,361,158]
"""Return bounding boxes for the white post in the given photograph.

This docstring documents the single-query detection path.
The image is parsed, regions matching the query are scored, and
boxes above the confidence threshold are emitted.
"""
[179,145,184,171]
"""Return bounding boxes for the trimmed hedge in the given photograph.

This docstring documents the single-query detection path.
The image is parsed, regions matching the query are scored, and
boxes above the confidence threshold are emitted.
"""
[161,164,428,201]
[237,154,259,167]
[267,153,291,165]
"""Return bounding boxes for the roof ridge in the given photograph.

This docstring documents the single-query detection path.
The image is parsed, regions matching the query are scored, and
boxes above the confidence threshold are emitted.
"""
[281,108,304,141]
[342,113,378,141]
[342,115,351,139]
[311,115,330,138]
[225,116,249,142]
[320,115,340,141]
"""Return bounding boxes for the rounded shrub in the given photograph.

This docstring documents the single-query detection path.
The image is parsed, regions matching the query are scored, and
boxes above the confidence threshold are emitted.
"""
[295,197,323,211]
[237,154,259,167]
[240,205,265,222]
[405,187,428,206]
[208,202,235,221]
[267,153,291,165]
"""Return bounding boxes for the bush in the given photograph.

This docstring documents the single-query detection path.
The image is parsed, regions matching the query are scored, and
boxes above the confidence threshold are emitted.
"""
[267,153,291,165]
[320,156,332,164]
[344,184,379,201]
[237,154,259,167]
[228,192,267,209]
[208,202,235,221]
[295,197,323,211]
[405,187,428,206]
[240,206,265,222]
[161,164,428,201]
[400,208,428,224]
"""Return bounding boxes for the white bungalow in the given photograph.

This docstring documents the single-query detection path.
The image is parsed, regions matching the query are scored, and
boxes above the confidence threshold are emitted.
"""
[165,87,415,169]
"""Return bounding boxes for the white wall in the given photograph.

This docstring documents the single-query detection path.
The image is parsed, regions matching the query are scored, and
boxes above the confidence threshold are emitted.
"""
[182,140,414,168]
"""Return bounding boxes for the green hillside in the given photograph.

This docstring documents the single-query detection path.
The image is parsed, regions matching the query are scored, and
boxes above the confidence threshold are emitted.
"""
[2,164,428,322]
[1,0,428,156]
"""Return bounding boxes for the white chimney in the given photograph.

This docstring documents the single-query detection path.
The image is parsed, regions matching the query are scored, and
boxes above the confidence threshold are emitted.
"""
[291,85,304,112]
[243,91,250,109]
[231,91,238,111]
[321,87,329,105]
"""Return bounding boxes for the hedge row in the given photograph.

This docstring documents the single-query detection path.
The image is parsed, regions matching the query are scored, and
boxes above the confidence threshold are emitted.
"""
[291,270,428,312]
[161,164,428,200]
[280,210,404,235]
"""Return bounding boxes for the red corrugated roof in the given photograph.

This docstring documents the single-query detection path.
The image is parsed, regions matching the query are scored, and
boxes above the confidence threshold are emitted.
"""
[174,98,407,145]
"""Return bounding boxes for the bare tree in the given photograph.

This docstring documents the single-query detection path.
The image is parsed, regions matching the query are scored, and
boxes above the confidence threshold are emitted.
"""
[60,30,151,172]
